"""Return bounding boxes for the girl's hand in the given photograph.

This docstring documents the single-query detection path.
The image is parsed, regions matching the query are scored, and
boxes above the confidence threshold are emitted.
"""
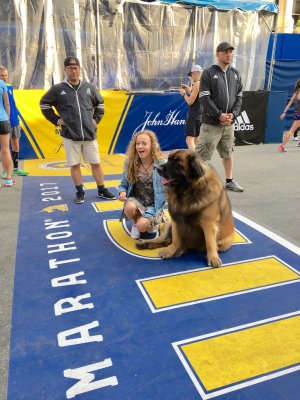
[119,191,127,202]
[280,112,286,120]
[57,118,65,126]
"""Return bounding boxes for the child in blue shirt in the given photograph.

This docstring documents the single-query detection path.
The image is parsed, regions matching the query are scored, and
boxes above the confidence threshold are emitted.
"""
[0,66,28,176]
[0,78,15,186]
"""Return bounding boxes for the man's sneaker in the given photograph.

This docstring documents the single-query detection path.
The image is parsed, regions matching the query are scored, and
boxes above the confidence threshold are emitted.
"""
[2,171,7,179]
[130,224,141,239]
[225,180,244,192]
[13,169,29,176]
[98,188,116,200]
[278,144,287,152]
[293,136,298,141]
[4,178,16,187]
[298,142,300,147]
[75,191,85,204]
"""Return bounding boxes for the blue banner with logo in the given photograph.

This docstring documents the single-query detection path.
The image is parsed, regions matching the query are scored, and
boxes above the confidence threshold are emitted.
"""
[112,93,188,153]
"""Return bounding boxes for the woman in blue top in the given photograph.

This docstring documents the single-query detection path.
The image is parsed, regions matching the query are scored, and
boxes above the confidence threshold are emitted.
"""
[279,78,300,152]
[0,78,14,187]
[0,66,28,176]
[118,130,167,239]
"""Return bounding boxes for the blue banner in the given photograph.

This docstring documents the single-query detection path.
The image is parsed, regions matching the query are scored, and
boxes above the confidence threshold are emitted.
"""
[113,93,188,153]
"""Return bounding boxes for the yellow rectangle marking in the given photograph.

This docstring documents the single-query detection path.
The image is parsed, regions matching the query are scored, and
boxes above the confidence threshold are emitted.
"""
[234,230,248,243]
[24,154,125,176]
[141,257,299,309]
[93,200,123,212]
[181,315,300,391]
[84,180,120,190]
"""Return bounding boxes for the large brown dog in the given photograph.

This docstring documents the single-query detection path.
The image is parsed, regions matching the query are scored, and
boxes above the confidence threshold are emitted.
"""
[136,149,235,267]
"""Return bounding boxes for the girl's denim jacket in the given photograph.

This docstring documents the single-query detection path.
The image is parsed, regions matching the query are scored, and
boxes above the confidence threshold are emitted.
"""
[118,160,167,218]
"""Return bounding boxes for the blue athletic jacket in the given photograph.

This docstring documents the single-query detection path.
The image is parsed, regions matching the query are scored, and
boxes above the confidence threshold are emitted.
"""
[118,160,167,217]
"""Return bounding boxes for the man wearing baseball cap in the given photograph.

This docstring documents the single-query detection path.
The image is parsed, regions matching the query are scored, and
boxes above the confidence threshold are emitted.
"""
[40,56,116,203]
[180,64,203,151]
[196,42,244,192]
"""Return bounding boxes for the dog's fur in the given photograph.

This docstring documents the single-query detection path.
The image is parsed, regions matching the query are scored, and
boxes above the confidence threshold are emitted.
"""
[136,150,235,267]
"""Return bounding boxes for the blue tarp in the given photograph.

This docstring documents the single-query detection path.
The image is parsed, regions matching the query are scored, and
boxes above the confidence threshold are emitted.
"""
[265,59,300,130]
[266,34,300,60]
[265,33,300,130]
[161,0,279,13]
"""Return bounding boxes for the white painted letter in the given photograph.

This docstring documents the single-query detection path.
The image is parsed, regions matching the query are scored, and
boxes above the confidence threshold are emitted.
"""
[46,231,73,240]
[57,321,103,347]
[54,293,94,316]
[64,358,118,398]
[49,258,80,269]
[52,272,87,287]
[47,242,76,253]
[45,220,70,230]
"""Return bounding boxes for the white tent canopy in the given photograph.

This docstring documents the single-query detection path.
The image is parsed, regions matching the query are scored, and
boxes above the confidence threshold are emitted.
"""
[0,0,276,90]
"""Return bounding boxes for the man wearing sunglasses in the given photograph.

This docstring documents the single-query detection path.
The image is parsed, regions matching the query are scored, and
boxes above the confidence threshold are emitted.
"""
[40,56,116,203]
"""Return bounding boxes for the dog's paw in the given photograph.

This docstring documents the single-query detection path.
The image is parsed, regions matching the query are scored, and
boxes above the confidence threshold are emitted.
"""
[208,256,222,268]
[159,249,171,259]
[136,240,148,250]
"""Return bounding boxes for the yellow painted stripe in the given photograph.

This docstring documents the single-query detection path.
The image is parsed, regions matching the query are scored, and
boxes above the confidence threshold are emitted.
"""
[109,95,134,154]
[105,219,166,259]
[94,200,123,212]
[142,258,299,309]
[99,90,129,155]
[85,180,120,190]
[234,230,248,243]
[23,155,125,177]
[181,315,300,391]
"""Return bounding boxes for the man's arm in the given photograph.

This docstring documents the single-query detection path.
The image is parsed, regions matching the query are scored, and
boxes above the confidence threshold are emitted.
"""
[9,85,19,117]
[199,70,222,119]
[92,88,104,124]
[40,87,60,125]
[231,72,243,118]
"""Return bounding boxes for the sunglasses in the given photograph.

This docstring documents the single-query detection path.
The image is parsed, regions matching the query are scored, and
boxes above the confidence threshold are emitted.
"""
[66,65,80,70]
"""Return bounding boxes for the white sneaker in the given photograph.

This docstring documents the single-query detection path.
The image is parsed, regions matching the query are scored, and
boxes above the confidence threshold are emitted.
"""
[147,227,158,233]
[293,136,298,141]
[130,224,140,239]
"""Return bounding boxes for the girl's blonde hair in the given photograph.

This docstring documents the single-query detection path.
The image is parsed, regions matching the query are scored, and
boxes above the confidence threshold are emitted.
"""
[125,130,164,183]
[294,79,300,93]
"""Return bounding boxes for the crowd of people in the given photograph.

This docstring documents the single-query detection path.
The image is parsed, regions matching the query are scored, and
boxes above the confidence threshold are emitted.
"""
[1,44,298,237]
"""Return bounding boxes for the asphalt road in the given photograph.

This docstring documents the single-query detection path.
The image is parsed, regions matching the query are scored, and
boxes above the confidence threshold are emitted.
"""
[0,142,299,400]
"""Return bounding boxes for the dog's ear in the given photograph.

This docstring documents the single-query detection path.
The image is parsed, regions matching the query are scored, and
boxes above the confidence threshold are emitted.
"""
[188,153,204,180]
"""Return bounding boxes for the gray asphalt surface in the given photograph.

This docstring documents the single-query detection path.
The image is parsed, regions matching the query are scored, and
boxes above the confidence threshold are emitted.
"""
[0,142,299,400]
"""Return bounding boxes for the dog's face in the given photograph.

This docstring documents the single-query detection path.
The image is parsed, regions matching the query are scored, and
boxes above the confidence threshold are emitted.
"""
[158,150,205,187]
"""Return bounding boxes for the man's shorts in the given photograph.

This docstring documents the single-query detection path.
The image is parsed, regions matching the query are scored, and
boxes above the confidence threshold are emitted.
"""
[0,120,11,135]
[184,118,201,137]
[63,138,101,166]
[10,125,21,139]
[196,123,234,161]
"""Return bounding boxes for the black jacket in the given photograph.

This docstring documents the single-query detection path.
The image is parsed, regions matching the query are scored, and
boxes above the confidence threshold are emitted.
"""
[200,65,243,125]
[40,79,104,141]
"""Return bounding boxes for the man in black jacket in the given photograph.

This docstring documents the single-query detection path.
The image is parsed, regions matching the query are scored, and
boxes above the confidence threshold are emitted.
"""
[40,56,116,203]
[197,42,244,192]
